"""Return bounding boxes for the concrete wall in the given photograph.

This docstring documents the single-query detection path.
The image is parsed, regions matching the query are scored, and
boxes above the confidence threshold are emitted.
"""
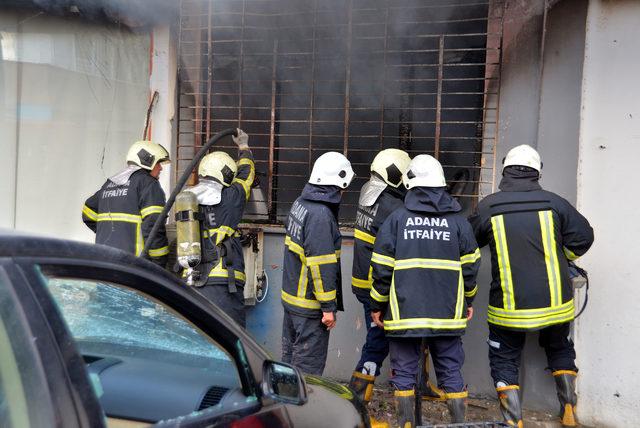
[575,1,640,426]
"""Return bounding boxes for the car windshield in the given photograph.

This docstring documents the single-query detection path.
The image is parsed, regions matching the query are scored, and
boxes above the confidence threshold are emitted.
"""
[45,277,230,364]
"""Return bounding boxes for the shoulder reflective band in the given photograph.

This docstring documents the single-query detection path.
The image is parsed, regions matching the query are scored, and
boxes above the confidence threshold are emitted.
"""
[354,229,376,245]
[140,205,163,219]
[371,252,395,267]
[539,210,562,307]
[461,248,481,264]
[82,205,98,221]
[491,215,515,310]
[234,158,255,200]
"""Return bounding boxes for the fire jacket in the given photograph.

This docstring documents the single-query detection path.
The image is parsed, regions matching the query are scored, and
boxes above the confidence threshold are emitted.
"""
[198,149,255,288]
[281,184,344,318]
[370,187,481,337]
[82,167,169,266]
[469,170,594,331]
[352,183,404,299]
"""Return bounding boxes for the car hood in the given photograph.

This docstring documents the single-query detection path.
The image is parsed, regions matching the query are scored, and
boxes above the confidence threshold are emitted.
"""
[283,375,369,428]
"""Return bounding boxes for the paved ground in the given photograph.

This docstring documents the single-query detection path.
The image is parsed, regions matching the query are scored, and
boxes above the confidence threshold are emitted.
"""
[366,385,575,427]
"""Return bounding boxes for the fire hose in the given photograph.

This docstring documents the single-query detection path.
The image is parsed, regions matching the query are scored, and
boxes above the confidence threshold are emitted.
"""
[141,128,238,258]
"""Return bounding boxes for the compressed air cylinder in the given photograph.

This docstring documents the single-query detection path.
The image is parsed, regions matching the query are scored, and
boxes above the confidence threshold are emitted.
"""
[175,191,202,269]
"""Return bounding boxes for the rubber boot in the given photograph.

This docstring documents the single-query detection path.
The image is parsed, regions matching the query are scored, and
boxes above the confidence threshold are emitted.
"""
[445,391,467,423]
[496,385,524,427]
[553,370,578,427]
[418,345,446,401]
[394,390,415,428]
[347,371,376,404]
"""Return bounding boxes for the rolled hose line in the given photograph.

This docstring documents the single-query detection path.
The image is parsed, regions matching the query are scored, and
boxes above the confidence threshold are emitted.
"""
[141,128,238,258]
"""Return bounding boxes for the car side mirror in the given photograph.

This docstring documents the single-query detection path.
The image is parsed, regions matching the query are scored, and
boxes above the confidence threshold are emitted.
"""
[262,360,307,405]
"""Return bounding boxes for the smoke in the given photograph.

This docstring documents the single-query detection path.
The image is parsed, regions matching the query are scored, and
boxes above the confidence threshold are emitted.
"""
[25,0,178,28]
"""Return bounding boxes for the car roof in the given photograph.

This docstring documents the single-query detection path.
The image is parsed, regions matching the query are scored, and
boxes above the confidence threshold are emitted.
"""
[0,229,177,283]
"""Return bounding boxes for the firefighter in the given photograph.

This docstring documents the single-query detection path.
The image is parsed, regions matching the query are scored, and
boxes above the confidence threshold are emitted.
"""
[185,129,255,327]
[469,145,594,427]
[280,152,354,376]
[347,148,410,404]
[82,141,170,266]
[370,154,481,427]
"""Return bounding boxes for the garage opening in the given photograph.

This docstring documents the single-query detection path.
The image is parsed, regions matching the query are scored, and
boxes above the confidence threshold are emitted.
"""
[176,0,504,225]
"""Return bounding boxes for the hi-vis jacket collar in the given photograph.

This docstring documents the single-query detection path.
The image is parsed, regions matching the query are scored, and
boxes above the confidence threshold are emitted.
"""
[404,187,461,214]
[301,183,342,205]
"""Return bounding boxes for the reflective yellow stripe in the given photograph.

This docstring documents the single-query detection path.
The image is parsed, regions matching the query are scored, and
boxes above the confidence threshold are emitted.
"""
[461,248,481,264]
[351,276,373,289]
[371,252,395,267]
[487,300,575,329]
[203,226,237,245]
[285,236,306,261]
[390,275,400,320]
[384,317,467,331]
[281,290,321,309]
[454,272,464,319]
[314,289,337,302]
[82,205,98,221]
[496,385,520,392]
[394,390,415,397]
[96,212,142,223]
[563,247,579,261]
[297,264,308,298]
[140,205,163,219]
[539,210,562,307]
[445,391,468,399]
[306,253,338,266]
[336,249,342,258]
[148,246,169,257]
[354,229,376,245]
[491,215,515,310]
[394,258,461,271]
[310,264,324,294]
[233,158,255,200]
[464,284,478,298]
[370,286,389,303]
[208,267,247,282]
[553,370,577,377]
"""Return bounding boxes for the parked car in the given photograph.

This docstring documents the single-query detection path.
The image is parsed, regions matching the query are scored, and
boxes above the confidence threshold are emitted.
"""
[0,231,368,428]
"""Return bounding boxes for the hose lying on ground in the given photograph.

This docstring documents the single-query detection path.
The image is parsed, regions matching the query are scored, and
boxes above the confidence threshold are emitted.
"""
[141,128,238,258]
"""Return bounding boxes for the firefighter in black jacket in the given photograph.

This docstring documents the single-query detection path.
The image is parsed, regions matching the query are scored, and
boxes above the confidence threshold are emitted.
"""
[347,149,410,404]
[82,141,170,266]
[370,155,481,426]
[185,130,255,327]
[281,152,354,375]
[470,145,594,428]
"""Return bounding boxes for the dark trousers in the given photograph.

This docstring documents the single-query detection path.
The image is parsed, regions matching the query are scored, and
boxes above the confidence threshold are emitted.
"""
[354,294,389,376]
[389,336,465,392]
[488,322,577,386]
[198,284,246,328]
[281,310,330,375]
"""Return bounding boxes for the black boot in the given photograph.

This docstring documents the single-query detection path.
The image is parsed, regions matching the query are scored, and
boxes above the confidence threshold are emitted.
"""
[496,385,523,427]
[394,390,415,428]
[418,344,445,401]
[445,392,467,423]
[553,370,578,427]
[347,371,375,404]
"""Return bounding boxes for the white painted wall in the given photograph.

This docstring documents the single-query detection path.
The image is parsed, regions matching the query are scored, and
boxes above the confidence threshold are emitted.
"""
[576,1,640,426]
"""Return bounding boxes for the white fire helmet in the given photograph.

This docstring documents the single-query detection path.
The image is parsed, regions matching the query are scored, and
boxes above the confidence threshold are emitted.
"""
[198,151,238,187]
[370,148,411,188]
[503,145,542,172]
[402,154,446,189]
[126,141,170,170]
[309,152,355,189]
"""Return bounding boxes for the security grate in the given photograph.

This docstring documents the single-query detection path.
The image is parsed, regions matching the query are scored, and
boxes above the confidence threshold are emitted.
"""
[177,0,505,225]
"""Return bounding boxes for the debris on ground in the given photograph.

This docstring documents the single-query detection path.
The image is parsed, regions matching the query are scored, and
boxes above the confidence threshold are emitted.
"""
[367,386,562,427]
